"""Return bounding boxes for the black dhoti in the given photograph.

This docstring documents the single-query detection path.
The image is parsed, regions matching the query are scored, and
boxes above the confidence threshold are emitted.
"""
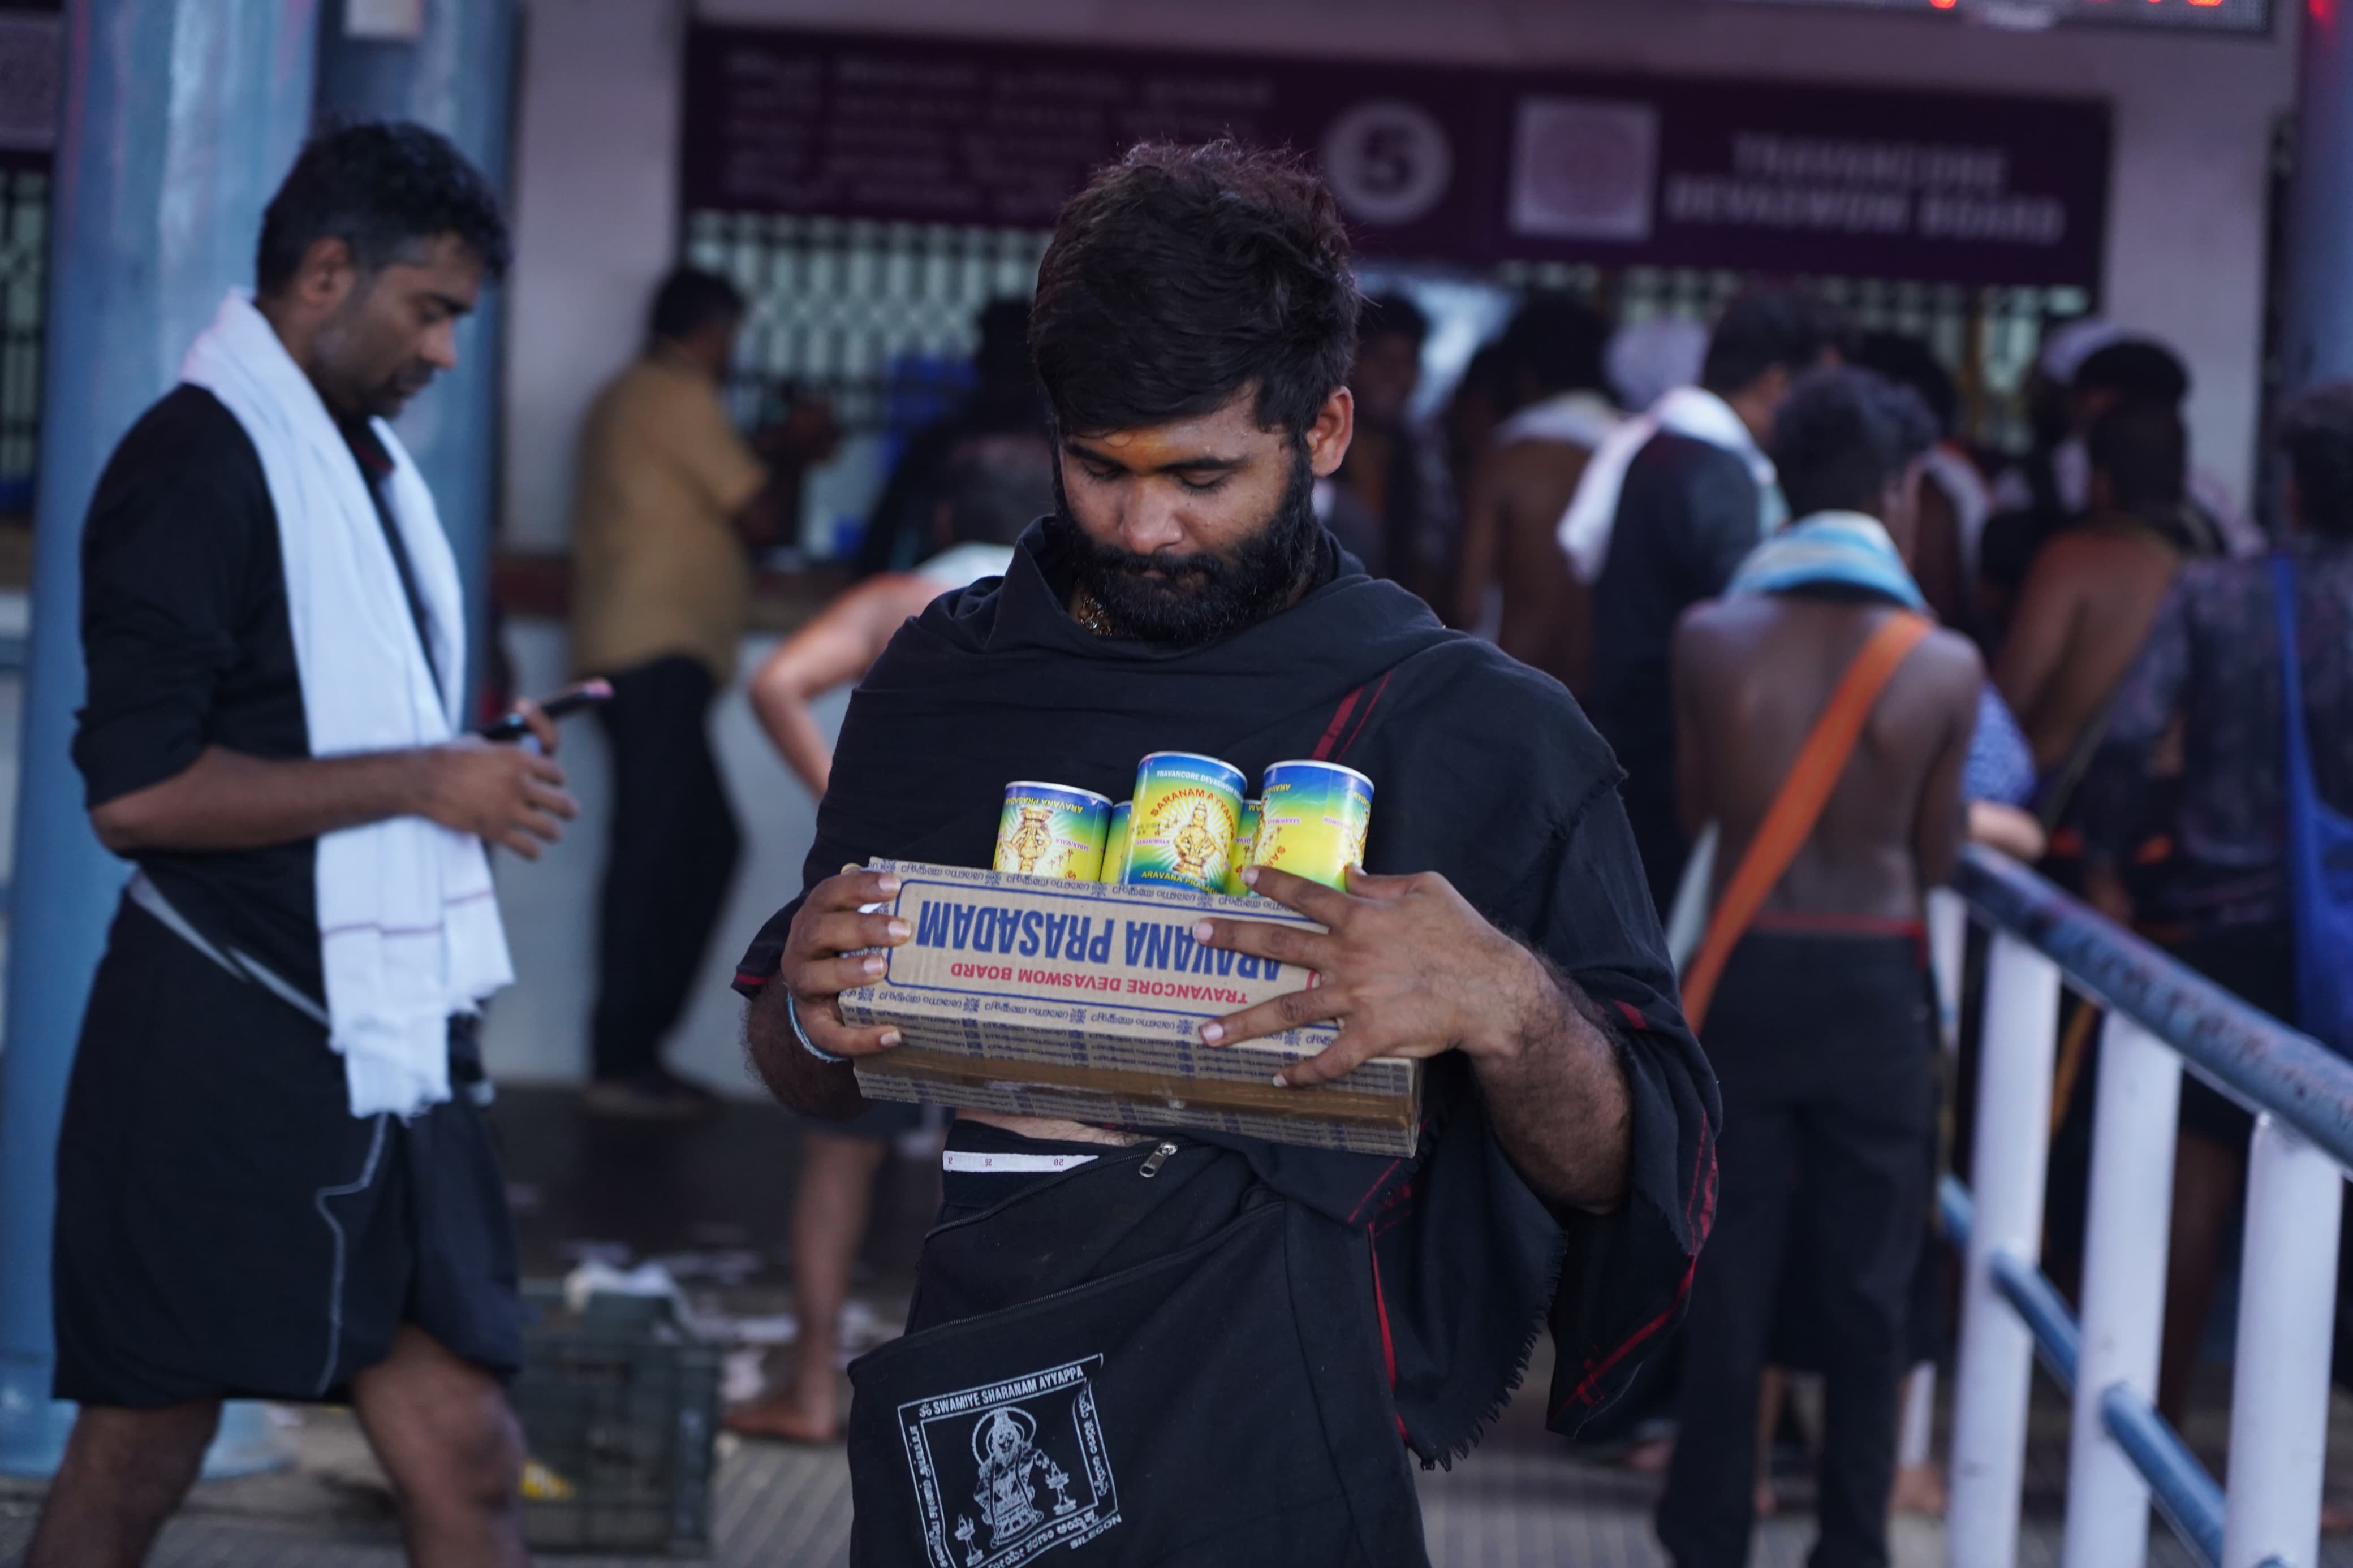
[51,899,524,1407]
[1659,930,1936,1568]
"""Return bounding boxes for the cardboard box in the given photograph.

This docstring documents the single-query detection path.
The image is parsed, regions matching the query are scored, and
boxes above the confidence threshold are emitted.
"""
[839,860,1420,1155]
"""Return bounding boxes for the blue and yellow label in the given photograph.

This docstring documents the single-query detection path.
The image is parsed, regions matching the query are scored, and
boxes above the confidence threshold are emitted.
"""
[1225,800,1262,896]
[1124,752,1246,893]
[1099,801,1132,884]
[993,782,1111,881]
[1252,761,1373,891]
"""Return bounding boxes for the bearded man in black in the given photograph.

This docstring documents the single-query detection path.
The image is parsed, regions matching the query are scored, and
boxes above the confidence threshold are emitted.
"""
[734,142,1717,1566]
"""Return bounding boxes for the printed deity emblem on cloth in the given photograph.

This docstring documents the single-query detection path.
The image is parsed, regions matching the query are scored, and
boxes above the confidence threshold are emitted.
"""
[901,1355,1120,1568]
[961,1407,1080,1557]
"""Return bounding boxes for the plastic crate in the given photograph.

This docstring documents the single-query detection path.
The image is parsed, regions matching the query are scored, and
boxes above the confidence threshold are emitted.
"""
[510,1284,722,1556]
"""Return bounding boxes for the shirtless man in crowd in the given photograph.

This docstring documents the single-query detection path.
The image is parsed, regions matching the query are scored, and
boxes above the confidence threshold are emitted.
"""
[1662,366,1980,1568]
[727,432,1040,1444]
[1996,399,2218,788]
[1453,296,1618,690]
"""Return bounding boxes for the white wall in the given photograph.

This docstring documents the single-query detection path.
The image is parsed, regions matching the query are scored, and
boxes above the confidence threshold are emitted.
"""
[503,0,691,555]
[487,0,2299,1087]
[481,620,848,1088]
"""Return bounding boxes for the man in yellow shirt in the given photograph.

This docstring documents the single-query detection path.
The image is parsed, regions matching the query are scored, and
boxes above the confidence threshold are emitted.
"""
[570,267,828,1116]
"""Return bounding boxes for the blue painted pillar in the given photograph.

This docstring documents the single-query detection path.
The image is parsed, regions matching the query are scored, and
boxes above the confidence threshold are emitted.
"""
[0,0,321,1475]
[317,0,519,711]
[2282,0,2353,392]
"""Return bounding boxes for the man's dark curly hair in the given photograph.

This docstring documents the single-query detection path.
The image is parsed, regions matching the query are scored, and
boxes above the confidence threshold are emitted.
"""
[2277,382,2353,541]
[1028,140,1360,438]
[1770,365,1940,520]
[2086,399,2187,516]
[1704,286,1850,399]
[257,120,510,296]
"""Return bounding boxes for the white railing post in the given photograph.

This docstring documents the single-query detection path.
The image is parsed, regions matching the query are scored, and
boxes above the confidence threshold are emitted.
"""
[2062,1014,2183,1568]
[1904,888,1971,1475]
[1948,932,2062,1568]
[1898,1362,1938,1469]
[2222,1113,2343,1568]
[1927,888,1969,1057]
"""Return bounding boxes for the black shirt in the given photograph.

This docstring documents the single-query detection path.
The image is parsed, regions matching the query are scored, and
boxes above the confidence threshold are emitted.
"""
[73,385,432,1005]
[1584,430,1763,896]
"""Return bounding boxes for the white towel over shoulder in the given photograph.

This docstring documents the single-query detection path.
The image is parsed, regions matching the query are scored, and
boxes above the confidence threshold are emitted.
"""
[1491,389,1622,454]
[181,291,512,1118]
[1554,385,1782,584]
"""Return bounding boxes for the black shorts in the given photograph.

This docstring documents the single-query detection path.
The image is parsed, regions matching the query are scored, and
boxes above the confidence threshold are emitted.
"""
[51,900,524,1408]
[1706,928,1940,1376]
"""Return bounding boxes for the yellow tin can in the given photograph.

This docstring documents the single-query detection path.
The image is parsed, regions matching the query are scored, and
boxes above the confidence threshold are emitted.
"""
[993,781,1111,880]
[1124,752,1246,893]
[1099,801,1132,884]
[1251,760,1373,890]
[1223,800,1262,895]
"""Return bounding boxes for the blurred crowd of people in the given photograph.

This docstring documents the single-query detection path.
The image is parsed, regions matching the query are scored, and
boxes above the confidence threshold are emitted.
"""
[1300,283,2350,1560]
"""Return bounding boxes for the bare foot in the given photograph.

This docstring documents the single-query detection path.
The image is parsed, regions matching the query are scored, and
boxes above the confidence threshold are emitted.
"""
[724,1385,839,1445]
[1890,1462,1948,1517]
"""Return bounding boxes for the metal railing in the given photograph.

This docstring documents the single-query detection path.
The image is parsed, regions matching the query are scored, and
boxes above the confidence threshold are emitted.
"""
[1936,845,2352,1568]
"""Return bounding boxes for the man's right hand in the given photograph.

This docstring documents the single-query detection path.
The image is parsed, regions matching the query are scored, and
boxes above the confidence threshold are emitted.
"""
[419,737,578,858]
[779,866,912,1059]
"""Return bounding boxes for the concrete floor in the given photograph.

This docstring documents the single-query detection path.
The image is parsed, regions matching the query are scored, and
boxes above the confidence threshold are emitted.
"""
[4,1087,2350,1568]
[7,1372,2330,1568]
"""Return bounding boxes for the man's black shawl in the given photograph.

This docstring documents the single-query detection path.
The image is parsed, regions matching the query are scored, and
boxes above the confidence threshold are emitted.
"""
[736,525,1719,1459]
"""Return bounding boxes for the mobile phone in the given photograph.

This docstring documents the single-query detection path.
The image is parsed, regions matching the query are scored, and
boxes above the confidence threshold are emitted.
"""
[480,678,614,742]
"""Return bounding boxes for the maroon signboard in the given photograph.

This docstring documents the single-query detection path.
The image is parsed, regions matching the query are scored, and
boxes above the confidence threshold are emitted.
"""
[679,26,1497,261]
[1496,71,2111,286]
[681,24,2109,289]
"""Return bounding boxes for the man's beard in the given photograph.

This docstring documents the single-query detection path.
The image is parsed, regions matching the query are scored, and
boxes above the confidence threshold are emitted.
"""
[1043,446,1322,647]
[314,285,436,420]
[360,362,436,420]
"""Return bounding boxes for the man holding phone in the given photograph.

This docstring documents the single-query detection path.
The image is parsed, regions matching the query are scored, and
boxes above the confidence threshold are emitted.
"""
[27,124,568,1568]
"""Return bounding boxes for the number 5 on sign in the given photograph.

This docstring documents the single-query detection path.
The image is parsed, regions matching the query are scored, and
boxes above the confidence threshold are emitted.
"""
[1321,101,1454,227]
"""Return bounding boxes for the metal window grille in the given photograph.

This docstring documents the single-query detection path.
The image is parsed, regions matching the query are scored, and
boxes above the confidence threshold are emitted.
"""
[687,208,2089,465]
[0,160,46,517]
[684,211,1051,434]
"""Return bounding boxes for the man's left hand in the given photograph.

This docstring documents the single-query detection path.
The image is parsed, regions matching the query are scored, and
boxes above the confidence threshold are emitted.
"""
[1194,865,1555,1087]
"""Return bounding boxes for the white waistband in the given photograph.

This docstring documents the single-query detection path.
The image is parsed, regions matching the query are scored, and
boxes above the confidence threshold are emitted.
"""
[941,1150,1100,1174]
[128,870,330,1027]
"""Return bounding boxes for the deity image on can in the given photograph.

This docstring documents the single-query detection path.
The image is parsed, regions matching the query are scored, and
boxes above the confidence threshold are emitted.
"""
[1251,760,1374,890]
[992,783,1111,880]
[1123,752,1246,893]
[1224,800,1262,896]
[1099,801,1132,884]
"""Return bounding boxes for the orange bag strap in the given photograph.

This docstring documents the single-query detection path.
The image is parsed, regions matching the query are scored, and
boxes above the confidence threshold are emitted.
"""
[1680,613,1934,1032]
